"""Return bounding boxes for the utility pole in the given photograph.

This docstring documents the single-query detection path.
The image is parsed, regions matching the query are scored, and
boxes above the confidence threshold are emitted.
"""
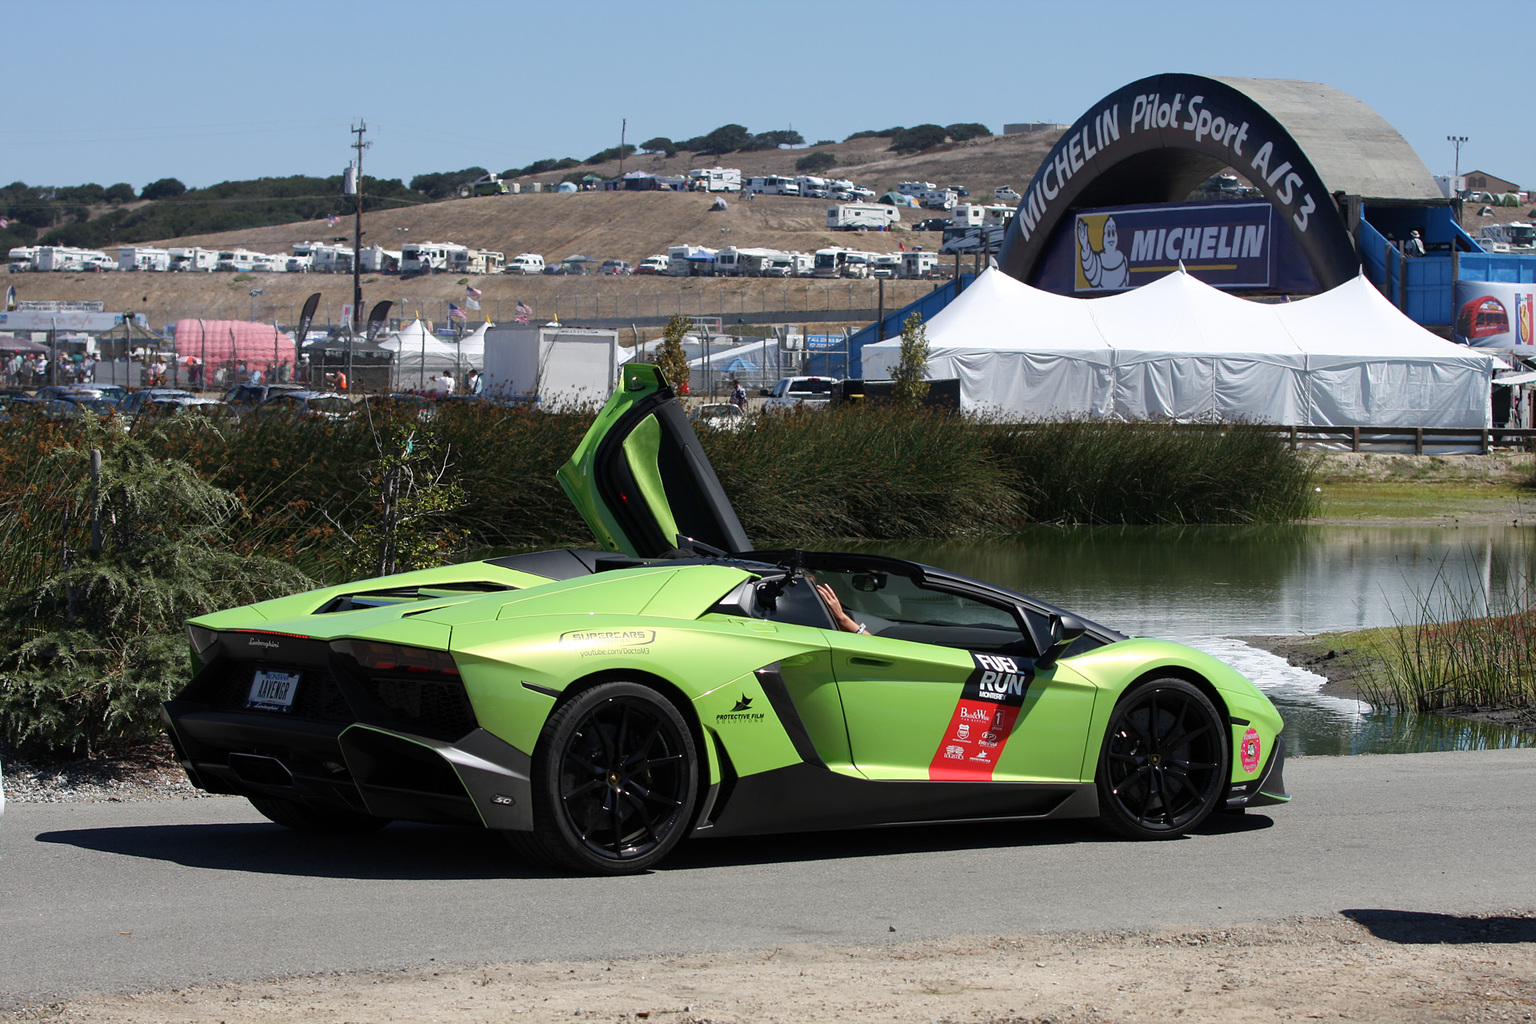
[1447,135,1469,181]
[617,118,627,180]
[347,119,370,387]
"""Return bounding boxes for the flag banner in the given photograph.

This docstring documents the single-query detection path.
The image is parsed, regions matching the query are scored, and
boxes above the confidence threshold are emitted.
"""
[365,300,393,341]
[465,285,482,299]
[515,301,532,323]
[448,303,466,320]
[295,292,321,346]
[465,296,481,311]
[327,214,340,227]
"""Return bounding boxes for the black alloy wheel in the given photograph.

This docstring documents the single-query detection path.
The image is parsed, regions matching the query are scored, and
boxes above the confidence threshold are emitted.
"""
[515,681,698,874]
[1096,678,1227,839]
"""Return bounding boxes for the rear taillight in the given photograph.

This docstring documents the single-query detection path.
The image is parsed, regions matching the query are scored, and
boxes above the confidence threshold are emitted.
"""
[331,639,459,676]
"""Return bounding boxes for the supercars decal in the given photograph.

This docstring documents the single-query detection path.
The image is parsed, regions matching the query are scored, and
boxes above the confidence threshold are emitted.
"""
[559,628,655,657]
[929,653,1035,781]
[1240,727,1262,773]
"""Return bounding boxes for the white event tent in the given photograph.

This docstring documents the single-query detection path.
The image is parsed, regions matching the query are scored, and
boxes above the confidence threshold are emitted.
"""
[860,268,1497,427]
[378,319,490,388]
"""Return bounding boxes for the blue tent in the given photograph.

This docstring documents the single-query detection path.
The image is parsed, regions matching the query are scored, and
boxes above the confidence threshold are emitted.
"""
[721,355,758,373]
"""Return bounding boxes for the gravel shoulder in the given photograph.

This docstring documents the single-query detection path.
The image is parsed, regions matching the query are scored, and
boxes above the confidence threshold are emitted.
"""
[18,914,1536,1024]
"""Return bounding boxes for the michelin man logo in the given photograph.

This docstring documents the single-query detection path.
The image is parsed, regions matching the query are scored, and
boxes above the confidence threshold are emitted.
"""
[1077,215,1130,291]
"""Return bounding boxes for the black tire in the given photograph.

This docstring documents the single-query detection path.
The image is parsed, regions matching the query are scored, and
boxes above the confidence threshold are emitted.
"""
[514,681,698,874]
[247,795,390,834]
[1096,678,1227,840]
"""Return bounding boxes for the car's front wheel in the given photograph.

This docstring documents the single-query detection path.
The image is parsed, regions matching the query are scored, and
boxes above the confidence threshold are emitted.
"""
[1096,678,1227,839]
[513,681,698,874]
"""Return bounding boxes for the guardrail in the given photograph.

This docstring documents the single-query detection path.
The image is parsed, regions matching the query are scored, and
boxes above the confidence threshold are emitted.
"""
[1275,425,1536,454]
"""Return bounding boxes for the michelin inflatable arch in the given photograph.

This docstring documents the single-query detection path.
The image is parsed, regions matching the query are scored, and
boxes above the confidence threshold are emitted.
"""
[995,73,1439,292]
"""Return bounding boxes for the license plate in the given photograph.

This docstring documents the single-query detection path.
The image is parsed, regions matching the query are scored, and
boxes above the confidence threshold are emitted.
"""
[247,668,301,712]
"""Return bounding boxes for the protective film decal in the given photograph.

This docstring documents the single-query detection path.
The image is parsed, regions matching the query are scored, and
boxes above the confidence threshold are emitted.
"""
[928,652,1035,781]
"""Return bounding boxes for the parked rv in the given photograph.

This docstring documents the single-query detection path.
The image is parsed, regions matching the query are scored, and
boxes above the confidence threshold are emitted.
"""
[504,253,546,275]
[7,246,39,272]
[900,250,941,279]
[826,203,901,231]
[666,244,716,276]
[919,189,959,210]
[637,254,670,275]
[897,181,937,196]
[994,186,1021,201]
[688,167,742,192]
[450,249,505,275]
[744,175,800,196]
[795,175,831,198]
[168,246,218,272]
[116,246,171,272]
[402,242,467,274]
[871,254,902,278]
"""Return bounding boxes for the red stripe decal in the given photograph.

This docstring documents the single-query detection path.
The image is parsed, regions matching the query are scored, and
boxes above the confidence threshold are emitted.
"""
[929,652,1036,781]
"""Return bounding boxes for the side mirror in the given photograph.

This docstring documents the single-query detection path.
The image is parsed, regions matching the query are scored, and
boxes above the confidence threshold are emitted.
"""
[759,388,772,397]
[1035,613,1087,670]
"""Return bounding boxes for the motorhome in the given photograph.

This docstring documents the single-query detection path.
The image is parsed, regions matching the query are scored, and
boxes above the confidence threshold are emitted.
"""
[168,246,218,272]
[900,250,940,278]
[637,254,670,275]
[897,181,937,197]
[7,246,39,272]
[722,247,793,277]
[826,203,901,231]
[401,242,467,274]
[939,225,1007,255]
[871,253,902,278]
[504,252,546,275]
[308,244,355,274]
[842,252,878,279]
[795,176,830,198]
[216,249,274,272]
[34,246,111,272]
[950,204,987,228]
[688,167,742,192]
[116,246,171,272]
[744,175,800,197]
[984,204,1016,228]
[451,248,505,275]
[285,253,314,274]
[919,189,958,210]
[1478,222,1536,252]
[813,247,879,279]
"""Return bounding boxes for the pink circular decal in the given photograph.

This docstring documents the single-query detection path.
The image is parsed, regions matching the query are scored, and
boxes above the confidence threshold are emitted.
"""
[1240,727,1262,773]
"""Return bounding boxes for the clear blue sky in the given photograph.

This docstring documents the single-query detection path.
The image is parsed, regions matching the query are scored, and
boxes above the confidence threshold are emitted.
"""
[8,0,1528,191]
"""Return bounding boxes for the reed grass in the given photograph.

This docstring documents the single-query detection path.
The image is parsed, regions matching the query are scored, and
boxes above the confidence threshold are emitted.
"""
[1361,552,1536,714]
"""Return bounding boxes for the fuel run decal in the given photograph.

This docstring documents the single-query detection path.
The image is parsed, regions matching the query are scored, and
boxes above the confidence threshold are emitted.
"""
[929,652,1035,781]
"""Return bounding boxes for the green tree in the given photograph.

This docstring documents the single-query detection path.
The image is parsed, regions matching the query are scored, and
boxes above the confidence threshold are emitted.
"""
[639,137,676,156]
[0,425,309,756]
[795,151,837,174]
[336,422,466,577]
[944,123,993,142]
[140,177,187,201]
[890,312,931,407]
[655,314,691,393]
[888,124,948,153]
[103,182,136,203]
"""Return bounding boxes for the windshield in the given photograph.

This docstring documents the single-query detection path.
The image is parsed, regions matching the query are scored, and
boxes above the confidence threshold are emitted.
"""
[1510,225,1536,245]
[307,397,351,414]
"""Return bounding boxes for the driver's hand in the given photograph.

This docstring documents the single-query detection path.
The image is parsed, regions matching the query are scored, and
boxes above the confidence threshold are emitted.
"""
[815,583,861,633]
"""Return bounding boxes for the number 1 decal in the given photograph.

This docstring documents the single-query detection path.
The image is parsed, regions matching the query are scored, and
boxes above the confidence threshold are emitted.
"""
[929,652,1035,781]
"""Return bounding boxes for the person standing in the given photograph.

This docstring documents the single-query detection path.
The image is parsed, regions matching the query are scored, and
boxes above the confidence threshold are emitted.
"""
[467,368,483,396]
[731,378,747,412]
[440,370,455,395]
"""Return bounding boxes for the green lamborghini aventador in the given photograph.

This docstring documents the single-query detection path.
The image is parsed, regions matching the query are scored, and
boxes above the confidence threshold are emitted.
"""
[162,364,1288,874]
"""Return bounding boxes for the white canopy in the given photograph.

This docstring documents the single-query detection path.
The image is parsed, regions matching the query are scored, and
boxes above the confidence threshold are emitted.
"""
[379,319,483,388]
[860,269,1496,427]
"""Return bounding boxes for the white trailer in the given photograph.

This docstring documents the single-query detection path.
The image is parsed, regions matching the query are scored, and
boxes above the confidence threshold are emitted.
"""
[168,246,218,272]
[216,249,270,272]
[451,248,505,275]
[688,167,742,192]
[402,242,467,274]
[897,181,937,196]
[794,175,830,197]
[949,203,986,227]
[7,246,38,271]
[900,250,940,278]
[359,245,401,273]
[872,253,902,278]
[116,246,171,271]
[666,244,716,276]
[481,325,620,410]
[826,203,901,230]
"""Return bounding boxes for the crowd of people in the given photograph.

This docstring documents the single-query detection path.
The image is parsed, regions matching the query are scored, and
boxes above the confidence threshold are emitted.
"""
[5,351,96,388]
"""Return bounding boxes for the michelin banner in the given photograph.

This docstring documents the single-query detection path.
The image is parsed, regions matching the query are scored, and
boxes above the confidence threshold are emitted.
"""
[1074,202,1274,293]
[1452,281,1536,347]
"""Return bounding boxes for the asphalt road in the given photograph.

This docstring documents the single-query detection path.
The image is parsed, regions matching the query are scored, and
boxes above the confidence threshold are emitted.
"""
[3,748,1535,1008]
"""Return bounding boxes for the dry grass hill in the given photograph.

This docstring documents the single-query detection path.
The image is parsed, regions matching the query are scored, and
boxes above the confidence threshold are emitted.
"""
[7,133,1064,336]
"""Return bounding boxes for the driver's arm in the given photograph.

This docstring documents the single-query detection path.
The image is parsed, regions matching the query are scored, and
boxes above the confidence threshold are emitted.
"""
[815,583,866,634]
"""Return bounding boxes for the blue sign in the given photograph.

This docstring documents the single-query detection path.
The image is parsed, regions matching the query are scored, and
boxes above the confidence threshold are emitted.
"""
[807,334,842,351]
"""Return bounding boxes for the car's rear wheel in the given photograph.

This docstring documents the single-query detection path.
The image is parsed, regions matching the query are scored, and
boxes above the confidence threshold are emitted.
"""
[513,681,698,875]
[247,795,390,834]
[1096,678,1227,840]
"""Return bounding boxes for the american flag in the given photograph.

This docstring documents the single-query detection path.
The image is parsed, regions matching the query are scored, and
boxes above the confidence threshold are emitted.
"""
[515,301,532,324]
[465,285,482,299]
[448,303,466,321]
[326,214,340,227]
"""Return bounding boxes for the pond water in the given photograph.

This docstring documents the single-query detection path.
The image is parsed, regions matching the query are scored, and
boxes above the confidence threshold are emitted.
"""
[863,526,1536,756]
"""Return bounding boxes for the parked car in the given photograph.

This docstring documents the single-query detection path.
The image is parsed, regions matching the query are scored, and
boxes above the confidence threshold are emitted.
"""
[136,396,238,425]
[162,363,1288,875]
[600,260,633,276]
[35,384,125,405]
[759,375,838,413]
[994,186,1022,202]
[247,390,354,422]
[223,383,305,411]
[461,174,509,197]
[914,218,951,232]
[504,253,545,275]
[947,185,971,197]
[690,402,745,430]
[119,388,195,416]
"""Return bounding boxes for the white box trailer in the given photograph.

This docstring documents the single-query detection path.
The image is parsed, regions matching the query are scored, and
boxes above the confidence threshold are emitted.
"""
[116,246,171,271]
[402,242,467,274]
[744,175,800,196]
[482,325,620,410]
[359,245,401,273]
[826,203,901,230]
[666,244,715,276]
[452,248,505,274]
[900,251,940,278]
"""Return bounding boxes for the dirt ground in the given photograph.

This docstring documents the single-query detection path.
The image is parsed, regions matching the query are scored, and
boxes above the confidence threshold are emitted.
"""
[19,913,1536,1024]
